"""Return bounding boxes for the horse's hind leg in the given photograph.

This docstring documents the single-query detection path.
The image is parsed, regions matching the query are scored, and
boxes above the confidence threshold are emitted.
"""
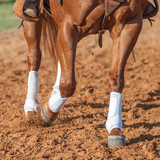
[41,19,78,122]
[23,19,42,116]
[106,9,143,147]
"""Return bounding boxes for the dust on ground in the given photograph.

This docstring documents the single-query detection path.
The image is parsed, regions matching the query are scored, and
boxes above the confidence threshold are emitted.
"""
[0,11,160,160]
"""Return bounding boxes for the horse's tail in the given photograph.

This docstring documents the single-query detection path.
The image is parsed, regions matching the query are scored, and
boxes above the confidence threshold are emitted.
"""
[41,10,58,68]
[143,0,159,19]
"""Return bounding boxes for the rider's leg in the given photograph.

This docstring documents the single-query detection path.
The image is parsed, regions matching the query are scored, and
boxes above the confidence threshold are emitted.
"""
[24,0,37,18]
[23,18,42,116]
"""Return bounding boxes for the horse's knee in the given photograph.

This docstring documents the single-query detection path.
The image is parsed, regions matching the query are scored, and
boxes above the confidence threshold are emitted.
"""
[108,70,124,93]
[59,78,76,98]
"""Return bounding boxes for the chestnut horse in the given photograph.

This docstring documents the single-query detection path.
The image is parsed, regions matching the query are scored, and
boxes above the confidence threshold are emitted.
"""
[22,0,158,147]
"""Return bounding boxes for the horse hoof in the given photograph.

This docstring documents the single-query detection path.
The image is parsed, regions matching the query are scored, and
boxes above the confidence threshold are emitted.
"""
[41,105,58,123]
[108,135,125,148]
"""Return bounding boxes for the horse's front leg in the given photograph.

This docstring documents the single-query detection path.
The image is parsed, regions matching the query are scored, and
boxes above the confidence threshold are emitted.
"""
[41,19,78,122]
[23,19,42,116]
[106,10,143,147]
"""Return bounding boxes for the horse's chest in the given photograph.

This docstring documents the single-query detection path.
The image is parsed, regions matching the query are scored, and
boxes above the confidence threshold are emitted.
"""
[69,1,103,26]
[77,4,105,37]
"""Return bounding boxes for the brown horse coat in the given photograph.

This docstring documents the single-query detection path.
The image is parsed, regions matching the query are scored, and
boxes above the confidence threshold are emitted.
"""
[22,0,158,139]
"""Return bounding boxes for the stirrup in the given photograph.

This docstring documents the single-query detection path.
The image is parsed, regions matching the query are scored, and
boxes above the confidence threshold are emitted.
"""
[144,1,155,15]
[13,0,44,22]
[23,2,38,18]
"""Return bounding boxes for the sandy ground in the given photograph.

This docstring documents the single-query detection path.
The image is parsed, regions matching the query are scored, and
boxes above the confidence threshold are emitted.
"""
[0,9,160,160]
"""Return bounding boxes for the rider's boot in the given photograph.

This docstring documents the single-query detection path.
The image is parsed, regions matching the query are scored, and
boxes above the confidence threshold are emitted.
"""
[144,1,155,15]
[23,1,37,17]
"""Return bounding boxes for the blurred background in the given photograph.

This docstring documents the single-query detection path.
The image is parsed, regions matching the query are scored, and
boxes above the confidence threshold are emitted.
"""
[0,0,21,32]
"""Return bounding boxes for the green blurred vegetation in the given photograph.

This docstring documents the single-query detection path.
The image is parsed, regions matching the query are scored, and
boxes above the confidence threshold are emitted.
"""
[0,0,16,2]
[0,1,21,32]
